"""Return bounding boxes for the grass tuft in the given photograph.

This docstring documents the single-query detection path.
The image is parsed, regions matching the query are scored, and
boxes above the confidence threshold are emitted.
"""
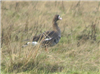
[1,1,100,74]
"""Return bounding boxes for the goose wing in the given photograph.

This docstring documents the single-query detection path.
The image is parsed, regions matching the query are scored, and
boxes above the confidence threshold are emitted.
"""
[32,31,56,42]
[41,31,61,47]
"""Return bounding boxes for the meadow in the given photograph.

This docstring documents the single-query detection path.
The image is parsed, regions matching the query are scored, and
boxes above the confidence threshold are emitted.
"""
[1,1,100,74]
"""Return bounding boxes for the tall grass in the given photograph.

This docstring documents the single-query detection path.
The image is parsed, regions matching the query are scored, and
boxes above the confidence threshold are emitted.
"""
[1,1,100,74]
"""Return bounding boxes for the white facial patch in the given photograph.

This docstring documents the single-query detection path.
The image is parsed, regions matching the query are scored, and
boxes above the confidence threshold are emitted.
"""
[58,15,62,20]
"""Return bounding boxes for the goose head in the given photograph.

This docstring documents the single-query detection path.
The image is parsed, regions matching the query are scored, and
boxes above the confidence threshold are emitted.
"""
[53,15,62,22]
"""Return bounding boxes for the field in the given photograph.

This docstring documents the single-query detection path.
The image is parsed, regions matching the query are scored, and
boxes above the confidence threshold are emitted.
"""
[1,1,100,74]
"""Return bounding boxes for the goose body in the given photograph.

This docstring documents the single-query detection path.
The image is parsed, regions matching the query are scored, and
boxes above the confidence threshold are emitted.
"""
[22,15,62,49]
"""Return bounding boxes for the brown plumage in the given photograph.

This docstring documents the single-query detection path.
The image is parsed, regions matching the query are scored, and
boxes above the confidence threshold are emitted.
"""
[22,15,62,50]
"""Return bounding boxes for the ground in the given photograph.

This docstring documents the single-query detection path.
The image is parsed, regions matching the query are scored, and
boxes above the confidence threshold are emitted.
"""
[1,1,100,74]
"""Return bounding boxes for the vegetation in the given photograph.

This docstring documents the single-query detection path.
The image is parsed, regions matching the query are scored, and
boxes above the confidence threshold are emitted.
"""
[1,1,100,74]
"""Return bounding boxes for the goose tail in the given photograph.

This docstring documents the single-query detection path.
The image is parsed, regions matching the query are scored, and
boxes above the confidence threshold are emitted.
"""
[22,41,38,48]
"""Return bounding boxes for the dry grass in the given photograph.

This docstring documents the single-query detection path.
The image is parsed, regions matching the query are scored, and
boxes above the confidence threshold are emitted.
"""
[1,1,100,74]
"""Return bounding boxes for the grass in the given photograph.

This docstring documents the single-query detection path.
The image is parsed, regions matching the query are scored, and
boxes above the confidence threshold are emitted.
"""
[1,1,100,74]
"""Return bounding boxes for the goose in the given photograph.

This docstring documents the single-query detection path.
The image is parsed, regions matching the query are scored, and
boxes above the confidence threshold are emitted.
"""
[22,15,62,51]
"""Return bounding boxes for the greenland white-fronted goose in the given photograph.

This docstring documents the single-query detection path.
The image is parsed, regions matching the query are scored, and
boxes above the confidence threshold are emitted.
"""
[23,15,62,51]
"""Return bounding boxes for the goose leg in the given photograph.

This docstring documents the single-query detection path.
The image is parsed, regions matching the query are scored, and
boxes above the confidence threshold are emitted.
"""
[45,46,48,52]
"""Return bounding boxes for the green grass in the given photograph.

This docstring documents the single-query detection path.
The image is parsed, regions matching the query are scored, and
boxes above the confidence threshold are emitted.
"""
[1,1,100,74]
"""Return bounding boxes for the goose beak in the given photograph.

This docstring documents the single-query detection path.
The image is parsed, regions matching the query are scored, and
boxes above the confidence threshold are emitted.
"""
[59,17,62,20]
